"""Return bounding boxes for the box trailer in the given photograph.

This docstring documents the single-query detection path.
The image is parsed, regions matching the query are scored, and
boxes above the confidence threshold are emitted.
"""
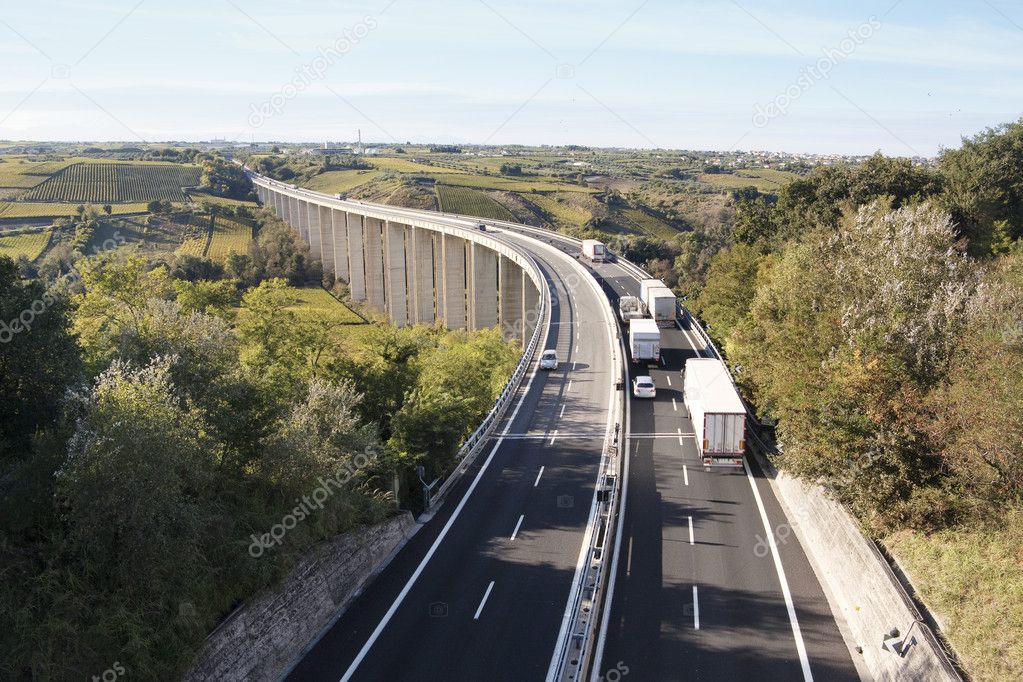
[640,278,667,302]
[618,295,645,324]
[629,319,661,364]
[644,285,677,327]
[581,239,606,263]
[684,358,746,467]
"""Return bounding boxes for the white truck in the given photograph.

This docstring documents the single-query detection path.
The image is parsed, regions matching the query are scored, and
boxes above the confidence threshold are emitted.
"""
[618,295,645,324]
[684,358,746,467]
[640,278,667,301]
[629,319,661,364]
[581,239,606,263]
[644,285,677,328]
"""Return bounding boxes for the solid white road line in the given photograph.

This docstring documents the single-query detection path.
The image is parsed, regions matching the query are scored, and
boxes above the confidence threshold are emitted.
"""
[688,516,694,545]
[683,464,689,486]
[337,294,546,682]
[511,515,524,540]
[534,466,545,487]
[474,581,496,620]
[672,398,678,412]
[693,586,700,630]
[549,430,558,445]
[743,458,815,681]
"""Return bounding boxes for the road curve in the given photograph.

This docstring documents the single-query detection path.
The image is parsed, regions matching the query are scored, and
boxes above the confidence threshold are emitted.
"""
[274,203,621,681]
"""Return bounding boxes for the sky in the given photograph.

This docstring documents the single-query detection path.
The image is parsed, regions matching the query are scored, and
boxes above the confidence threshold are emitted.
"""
[1,0,1021,156]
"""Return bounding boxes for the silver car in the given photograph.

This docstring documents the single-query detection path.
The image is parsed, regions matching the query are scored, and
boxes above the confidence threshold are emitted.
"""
[539,349,559,370]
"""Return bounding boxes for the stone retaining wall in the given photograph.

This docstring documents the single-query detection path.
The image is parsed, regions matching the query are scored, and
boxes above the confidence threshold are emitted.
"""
[182,512,416,682]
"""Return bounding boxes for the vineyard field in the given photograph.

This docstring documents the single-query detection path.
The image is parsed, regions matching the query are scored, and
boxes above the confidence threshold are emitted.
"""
[436,186,515,221]
[0,228,52,260]
[24,163,200,203]
[206,217,254,260]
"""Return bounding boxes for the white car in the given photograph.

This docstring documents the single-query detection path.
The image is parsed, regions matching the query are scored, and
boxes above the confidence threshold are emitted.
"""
[633,375,656,398]
[539,349,559,370]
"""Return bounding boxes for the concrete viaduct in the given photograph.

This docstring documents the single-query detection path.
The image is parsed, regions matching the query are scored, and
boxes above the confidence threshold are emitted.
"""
[252,177,541,346]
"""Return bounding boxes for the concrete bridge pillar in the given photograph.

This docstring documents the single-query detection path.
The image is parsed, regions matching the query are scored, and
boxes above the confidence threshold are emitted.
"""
[384,221,409,326]
[364,217,386,311]
[274,191,284,219]
[307,202,322,261]
[331,209,350,283]
[347,213,367,301]
[469,242,499,330]
[410,227,436,324]
[523,276,540,348]
[440,233,467,330]
[318,205,334,276]
[499,256,524,343]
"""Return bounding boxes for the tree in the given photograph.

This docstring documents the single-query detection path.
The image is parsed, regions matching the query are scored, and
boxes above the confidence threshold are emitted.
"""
[940,119,1023,255]
[0,257,81,460]
[72,253,175,370]
[691,243,766,351]
[732,201,974,531]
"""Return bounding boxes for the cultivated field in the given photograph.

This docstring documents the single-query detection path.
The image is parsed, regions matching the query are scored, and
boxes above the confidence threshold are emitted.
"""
[302,169,384,195]
[436,186,515,221]
[206,217,254,260]
[0,228,51,260]
[24,162,200,203]
[0,202,149,219]
[697,168,800,192]
[285,286,364,324]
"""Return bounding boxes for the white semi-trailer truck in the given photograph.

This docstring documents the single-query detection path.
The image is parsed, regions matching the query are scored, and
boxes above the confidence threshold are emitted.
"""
[618,295,645,324]
[640,278,666,301]
[684,358,746,467]
[581,239,606,263]
[644,285,677,328]
[629,319,661,364]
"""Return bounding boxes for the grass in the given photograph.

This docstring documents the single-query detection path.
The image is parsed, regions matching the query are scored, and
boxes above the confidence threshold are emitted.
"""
[436,186,515,221]
[697,168,800,193]
[188,191,258,209]
[431,173,590,193]
[206,217,254,260]
[527,194,593,226]
[884,510,1023,682]
[23,162,200,203]
[0,202,150,218]
[0,228,51,260]
[284,285,364,324]
[368,157,466,174]
[302,169,384,195]
[617,207,678,239]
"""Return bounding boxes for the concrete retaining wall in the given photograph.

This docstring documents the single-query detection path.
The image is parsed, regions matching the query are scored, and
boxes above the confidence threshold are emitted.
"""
[761,458,961,681]
[182,512,416,682]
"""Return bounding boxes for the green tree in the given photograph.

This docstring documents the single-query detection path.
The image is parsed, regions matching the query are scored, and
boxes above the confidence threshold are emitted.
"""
[0,257,81,460]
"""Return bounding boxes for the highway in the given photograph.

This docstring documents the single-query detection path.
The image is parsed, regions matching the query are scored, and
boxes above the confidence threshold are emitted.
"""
[284,224,619,681]
[256,187,862,681]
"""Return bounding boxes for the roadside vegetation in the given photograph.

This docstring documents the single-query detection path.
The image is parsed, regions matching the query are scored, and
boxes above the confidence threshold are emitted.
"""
[682,121,1023,681]
[0,199,518,679]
